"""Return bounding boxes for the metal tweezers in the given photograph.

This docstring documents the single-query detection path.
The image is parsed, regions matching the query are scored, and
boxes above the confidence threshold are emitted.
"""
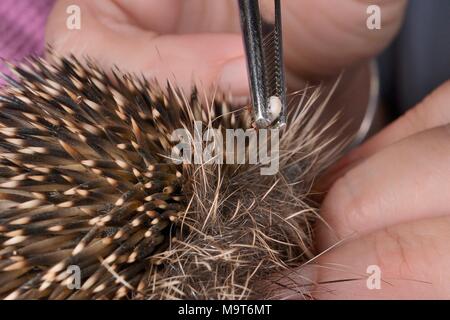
[238,0,287,129]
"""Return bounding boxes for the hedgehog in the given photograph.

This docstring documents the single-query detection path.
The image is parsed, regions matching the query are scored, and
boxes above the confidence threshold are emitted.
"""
[0,53,345,300]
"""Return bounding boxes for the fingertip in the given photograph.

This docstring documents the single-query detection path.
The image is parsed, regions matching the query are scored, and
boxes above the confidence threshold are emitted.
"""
[216,56,249,99]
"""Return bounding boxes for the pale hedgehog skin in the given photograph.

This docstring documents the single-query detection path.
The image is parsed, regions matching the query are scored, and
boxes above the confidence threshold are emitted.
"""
[0,54,341,300]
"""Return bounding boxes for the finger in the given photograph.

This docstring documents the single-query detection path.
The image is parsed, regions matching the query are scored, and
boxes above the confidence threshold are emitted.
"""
[46,0,249,97]
[278,0,408,79]
[270,216,450,299]
[319,80,450,190]
[317,124,450,249]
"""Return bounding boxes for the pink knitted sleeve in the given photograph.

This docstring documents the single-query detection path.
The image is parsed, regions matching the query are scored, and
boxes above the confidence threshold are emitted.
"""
[0,0,55,85]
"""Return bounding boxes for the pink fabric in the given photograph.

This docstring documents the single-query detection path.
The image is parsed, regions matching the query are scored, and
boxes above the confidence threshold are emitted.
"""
[0,0,55,85]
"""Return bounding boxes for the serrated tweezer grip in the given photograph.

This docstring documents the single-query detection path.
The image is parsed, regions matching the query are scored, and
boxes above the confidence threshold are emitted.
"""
[238,0,287,129]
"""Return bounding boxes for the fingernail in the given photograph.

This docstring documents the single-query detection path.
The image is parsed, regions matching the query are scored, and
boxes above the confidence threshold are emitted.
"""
[218,57,249,98]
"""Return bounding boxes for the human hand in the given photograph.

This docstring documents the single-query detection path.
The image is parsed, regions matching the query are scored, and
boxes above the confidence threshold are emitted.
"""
[270,81,450,299]
[46,0,407,98]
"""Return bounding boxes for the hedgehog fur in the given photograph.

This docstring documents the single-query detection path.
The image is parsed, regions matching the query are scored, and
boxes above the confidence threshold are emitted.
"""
[0,54,344,300]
